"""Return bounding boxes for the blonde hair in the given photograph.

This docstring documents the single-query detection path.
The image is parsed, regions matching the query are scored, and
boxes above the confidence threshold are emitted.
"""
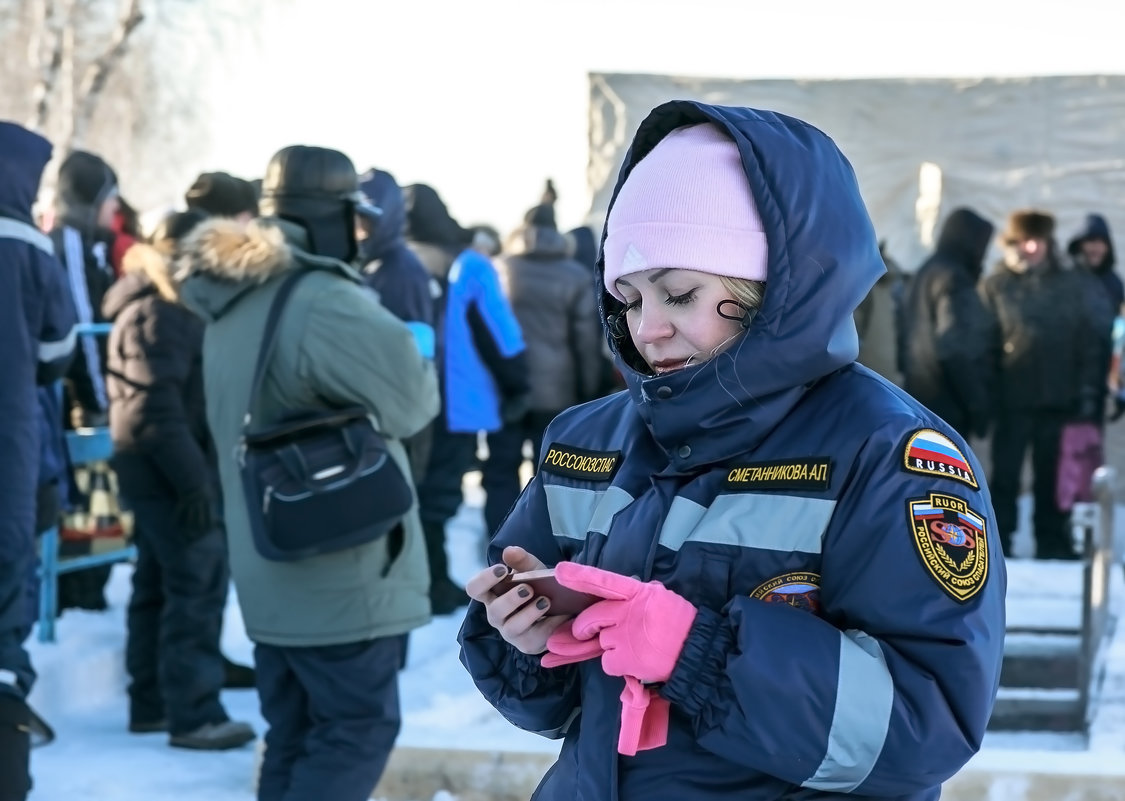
[719,276,766,314]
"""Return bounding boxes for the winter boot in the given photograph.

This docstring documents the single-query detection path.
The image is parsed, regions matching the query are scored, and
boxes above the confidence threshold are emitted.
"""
[0,694,31,801]
[169,719,256,751]
[221,654,256,689]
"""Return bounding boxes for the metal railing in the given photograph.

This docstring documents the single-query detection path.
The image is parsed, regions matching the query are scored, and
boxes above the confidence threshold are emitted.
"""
[37,322,137,643]
[1072,465,1117,731]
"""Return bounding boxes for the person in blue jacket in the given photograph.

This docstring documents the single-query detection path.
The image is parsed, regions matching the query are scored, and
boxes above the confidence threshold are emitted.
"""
[458,102,1007,801]
[0,121,78,801]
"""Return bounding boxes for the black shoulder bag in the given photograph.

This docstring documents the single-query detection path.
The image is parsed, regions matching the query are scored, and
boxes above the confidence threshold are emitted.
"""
[238,268,414,562]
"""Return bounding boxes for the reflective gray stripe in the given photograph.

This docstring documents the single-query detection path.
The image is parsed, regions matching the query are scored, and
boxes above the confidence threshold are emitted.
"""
[805,630,893,791]
[0,669,17,688]
[665,493,835,552]
[658,496,708,550]
[39,325,77,362]
[543,484,633,540]
[63,226,108,409]
[0,217,54,255]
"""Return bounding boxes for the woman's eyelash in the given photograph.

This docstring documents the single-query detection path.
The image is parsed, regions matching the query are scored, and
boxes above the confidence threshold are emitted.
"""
[622,289,697,312]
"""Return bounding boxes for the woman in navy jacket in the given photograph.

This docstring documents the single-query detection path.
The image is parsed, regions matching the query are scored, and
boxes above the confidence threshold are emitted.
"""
[458,102,1006,801]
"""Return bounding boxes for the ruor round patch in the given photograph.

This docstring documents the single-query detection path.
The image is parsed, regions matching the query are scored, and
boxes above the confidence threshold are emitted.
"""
[750,571,822,614]
[907,492,988,602]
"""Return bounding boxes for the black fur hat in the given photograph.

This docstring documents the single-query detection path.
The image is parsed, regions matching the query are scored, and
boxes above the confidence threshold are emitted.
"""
[1002,209,1055,243]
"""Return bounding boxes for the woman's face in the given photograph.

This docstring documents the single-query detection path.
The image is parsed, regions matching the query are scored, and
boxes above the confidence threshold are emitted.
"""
[616,268,745,375]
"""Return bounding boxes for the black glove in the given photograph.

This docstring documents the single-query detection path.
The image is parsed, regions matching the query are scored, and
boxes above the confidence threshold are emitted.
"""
[499,392,531,425]
[174,488,215,541]
[0,694,32,801]
[1076,393,1103,424]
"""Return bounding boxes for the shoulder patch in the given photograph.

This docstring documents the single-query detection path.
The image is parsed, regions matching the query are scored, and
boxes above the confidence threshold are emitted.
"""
[724,458,832,491]
[901,429,978,488]
[540,443,621,482]
[907,492,989,602]
[750,572,823,614]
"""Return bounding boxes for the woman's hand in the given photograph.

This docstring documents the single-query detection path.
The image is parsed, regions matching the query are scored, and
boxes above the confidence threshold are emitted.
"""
[465,545,571,655]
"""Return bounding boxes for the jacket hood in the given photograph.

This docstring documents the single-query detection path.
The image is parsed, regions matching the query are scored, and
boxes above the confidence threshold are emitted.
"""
[935,208,995,277]
[106,243,181,319]
[1067,212,1116,272]
[357,168,406,262]
[175,217,360,323]
[175,218,294,322]
[0,122,52,223]
[598,101,882,466]
[504,224,573,259]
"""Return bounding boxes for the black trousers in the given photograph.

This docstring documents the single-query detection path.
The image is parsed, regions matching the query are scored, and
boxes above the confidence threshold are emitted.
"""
[990,409,1074,558]
[124,494,229,733]
[255,635,406,801]
[482,410,557,538]
[415,427,478,583]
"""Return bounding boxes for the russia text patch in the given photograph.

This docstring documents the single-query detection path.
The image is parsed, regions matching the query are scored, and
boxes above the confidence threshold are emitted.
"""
[724,458,832,491]
[540,443,621,481]
[907,492,989,602]
[901,429,978,488]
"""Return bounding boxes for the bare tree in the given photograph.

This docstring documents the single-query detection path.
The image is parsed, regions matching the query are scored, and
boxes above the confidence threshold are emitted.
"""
[68,0,143,146]
[24,0,145,150]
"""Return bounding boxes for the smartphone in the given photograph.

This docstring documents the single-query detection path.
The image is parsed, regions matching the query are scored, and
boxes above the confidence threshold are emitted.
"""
[492,567,599,617]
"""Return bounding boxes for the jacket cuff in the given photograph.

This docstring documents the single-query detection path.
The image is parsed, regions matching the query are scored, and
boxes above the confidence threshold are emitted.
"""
[659,606,732,718]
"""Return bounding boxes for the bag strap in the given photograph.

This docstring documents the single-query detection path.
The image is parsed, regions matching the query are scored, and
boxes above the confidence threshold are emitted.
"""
[243,267,319,433]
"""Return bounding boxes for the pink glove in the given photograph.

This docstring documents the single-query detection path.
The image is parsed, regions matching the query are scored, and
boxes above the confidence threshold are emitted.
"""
[553,562,697,685]
[540,620,604,668]
[619,676,671,755]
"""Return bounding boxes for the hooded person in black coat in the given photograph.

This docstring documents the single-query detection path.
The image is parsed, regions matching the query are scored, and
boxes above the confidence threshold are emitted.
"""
[102,210,254,750]
[899,207,995,440]
[1068,213,1123,312]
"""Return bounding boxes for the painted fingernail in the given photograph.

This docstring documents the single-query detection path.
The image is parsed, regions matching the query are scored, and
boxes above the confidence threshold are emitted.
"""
[517,586,531,598]
[493,565,508,577]
[536,598,549,610]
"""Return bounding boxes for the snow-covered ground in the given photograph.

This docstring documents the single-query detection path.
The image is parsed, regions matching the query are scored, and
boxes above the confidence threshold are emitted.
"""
[24,477,1125,800]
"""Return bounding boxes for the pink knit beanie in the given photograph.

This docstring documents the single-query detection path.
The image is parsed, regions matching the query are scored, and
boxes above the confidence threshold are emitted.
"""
[603,123,768,302]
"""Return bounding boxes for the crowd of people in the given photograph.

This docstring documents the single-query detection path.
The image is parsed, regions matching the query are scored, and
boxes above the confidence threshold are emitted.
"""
[0,97,1122,800]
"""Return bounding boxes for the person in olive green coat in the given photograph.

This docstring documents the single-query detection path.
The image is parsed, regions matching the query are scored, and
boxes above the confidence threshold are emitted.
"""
[176,146,439,801]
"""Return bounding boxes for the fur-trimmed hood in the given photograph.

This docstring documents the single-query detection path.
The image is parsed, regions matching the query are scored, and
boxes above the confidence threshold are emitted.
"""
[125,243,179,301]
[176,216,361,323]
[177,218,291,284]
[174,217,295,323]
[102,243,181,320]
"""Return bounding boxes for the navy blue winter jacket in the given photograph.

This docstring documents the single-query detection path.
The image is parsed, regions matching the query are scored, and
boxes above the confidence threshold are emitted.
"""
[0,123,77,562]
[458,102,1006,801]
[358,169,437,332]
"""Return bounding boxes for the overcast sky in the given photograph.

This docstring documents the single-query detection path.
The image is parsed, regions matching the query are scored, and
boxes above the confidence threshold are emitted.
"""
[202,0,1125,236]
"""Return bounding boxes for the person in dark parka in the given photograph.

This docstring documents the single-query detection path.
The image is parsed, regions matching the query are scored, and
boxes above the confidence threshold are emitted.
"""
[900,207,995,440]
[0,121,77,801]
[1068,213,1123,313]
[49,150,119,427]
[458,105,1006,801]
[483,182,604,537]
[1067,213,1121,424]
[980,209,1105,559]
[103,210,255,750]
[404,183,529,615]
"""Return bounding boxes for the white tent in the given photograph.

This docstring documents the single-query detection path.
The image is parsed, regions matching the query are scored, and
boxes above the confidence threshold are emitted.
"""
[586,72,1125,271]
